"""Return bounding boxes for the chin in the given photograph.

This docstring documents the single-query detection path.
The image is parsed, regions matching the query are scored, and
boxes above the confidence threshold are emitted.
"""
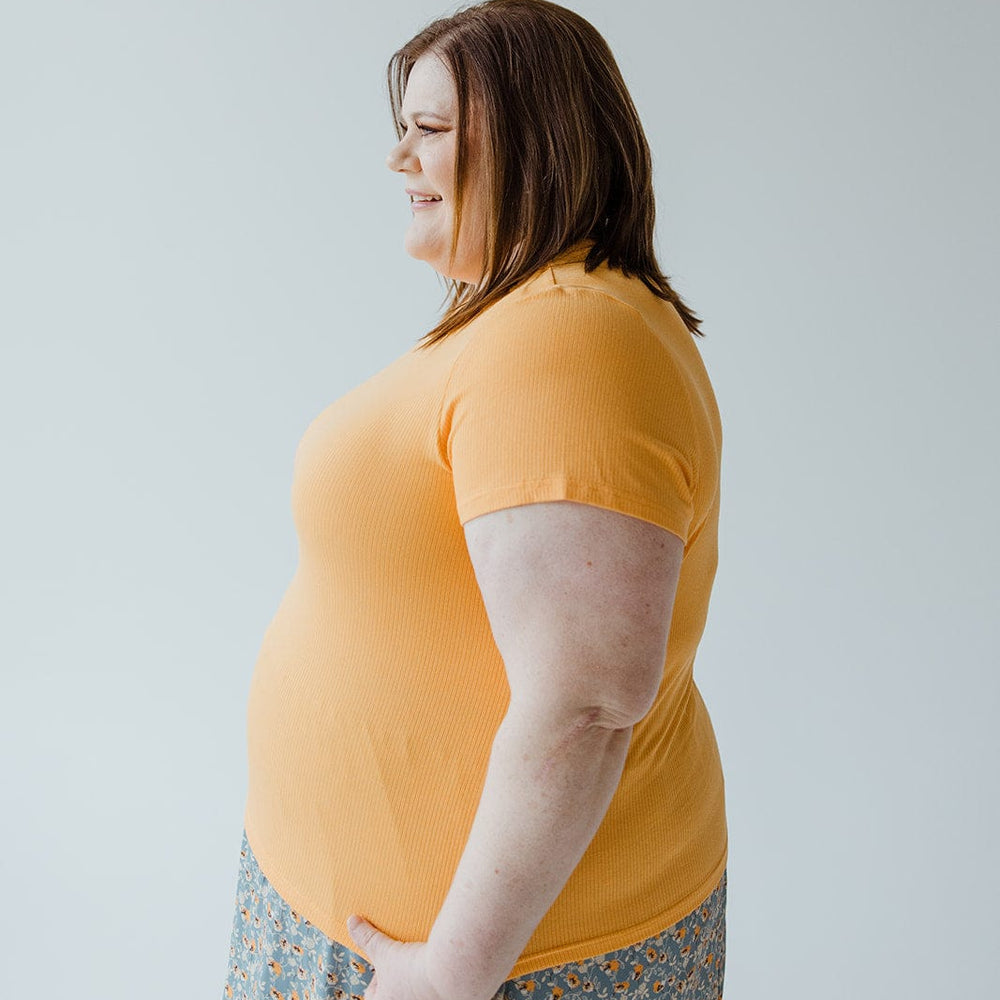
[404,231,441,266]
[403,229,482,284]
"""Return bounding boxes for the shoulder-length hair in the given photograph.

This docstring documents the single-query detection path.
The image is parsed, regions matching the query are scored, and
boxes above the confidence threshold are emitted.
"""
[387,0,704,346]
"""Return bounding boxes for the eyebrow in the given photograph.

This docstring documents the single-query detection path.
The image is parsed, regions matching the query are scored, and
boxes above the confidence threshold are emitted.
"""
[398,110,453,122]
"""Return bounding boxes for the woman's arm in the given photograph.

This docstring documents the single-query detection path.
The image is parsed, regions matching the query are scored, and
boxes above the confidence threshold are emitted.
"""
[349,500,684,1000]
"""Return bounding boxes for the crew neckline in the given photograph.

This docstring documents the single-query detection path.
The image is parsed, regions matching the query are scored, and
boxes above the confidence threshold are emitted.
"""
[545,239,597,267]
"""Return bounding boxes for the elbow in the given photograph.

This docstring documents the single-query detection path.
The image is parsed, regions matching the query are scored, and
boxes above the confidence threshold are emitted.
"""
[574,685,660,733]
[589,661,664,730]
[507,654,667,734]
[508,692,653,739]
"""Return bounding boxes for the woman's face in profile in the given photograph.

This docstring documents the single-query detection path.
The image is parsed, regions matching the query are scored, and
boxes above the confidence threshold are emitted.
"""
[387,52,487,285]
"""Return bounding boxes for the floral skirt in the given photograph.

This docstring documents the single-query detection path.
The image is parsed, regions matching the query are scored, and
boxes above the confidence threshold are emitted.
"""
[222,829,726,1000]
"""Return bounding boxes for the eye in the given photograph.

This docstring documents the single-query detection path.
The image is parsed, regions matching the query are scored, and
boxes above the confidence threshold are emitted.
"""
[397,120,441,136]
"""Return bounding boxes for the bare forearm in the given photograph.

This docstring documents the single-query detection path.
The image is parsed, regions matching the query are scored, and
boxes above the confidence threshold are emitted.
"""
[424,703,632,1000]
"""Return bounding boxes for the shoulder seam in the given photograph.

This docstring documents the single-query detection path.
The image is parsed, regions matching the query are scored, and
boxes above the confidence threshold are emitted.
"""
[513,281,646,321]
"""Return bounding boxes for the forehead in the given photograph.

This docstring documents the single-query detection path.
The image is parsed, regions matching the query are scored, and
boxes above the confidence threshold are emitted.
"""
[401,52,458,118]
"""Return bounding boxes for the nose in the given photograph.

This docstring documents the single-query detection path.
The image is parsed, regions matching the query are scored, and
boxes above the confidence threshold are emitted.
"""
[386,133,418,173]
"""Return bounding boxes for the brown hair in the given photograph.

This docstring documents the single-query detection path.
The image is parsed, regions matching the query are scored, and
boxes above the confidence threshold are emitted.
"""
[387,0,704,345]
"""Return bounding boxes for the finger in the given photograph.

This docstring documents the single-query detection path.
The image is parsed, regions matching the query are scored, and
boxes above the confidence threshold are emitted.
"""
[347,914,382,956]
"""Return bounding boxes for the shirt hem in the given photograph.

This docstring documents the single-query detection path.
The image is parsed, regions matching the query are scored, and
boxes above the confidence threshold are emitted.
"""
[507,843,729,978]
[243,807,727,983]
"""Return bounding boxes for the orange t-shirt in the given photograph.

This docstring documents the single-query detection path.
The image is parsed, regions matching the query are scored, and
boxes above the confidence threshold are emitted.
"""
[243,241,727,977]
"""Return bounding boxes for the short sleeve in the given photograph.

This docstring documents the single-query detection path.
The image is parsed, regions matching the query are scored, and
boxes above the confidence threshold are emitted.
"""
[439,285,699,542]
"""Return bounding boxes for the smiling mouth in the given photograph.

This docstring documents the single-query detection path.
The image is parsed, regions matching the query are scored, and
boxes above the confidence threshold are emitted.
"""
[410,195,442,203]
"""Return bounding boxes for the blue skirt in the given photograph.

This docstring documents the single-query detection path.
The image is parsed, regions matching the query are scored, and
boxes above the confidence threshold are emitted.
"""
[222,828,726,1000]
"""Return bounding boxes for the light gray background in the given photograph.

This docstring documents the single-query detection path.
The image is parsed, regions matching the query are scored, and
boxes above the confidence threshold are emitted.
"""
[2,1,997,997]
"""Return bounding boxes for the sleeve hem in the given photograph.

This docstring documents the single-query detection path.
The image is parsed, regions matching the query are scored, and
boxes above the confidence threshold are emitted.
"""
[456,478,691,544]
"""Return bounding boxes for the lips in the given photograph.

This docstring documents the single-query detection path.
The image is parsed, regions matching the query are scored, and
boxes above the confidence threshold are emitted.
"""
[406,188,442,203]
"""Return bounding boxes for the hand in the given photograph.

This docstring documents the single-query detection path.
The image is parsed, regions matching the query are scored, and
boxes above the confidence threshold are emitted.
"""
[347,914,446,1000]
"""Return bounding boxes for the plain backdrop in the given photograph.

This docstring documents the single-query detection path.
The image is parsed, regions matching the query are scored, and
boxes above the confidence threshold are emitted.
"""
[2,1,997,997]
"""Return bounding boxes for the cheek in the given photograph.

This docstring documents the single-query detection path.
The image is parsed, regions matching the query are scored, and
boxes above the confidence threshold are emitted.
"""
[428,140,458,192]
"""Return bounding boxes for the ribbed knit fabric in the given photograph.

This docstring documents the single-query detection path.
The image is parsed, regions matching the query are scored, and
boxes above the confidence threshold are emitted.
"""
[243,240,727,978]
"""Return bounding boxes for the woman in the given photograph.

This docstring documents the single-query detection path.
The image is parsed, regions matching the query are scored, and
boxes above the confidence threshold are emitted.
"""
[222,2,728,999]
